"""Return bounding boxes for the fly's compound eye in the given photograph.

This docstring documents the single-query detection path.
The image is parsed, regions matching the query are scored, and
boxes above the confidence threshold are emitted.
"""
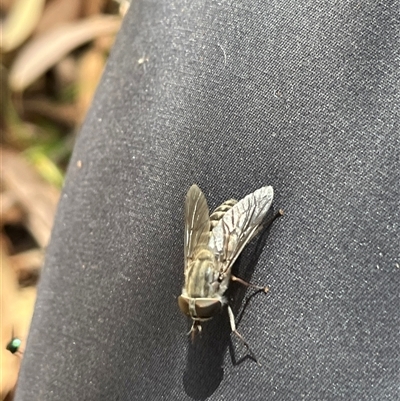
[178,296,222,319]
[178,295,190,316]
[194,299,222,319]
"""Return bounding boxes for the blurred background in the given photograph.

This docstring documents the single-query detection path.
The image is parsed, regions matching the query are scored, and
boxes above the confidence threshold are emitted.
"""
[1,1,127,399]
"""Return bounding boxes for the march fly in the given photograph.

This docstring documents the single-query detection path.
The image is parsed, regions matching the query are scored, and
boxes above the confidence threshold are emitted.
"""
[178,184,283,362]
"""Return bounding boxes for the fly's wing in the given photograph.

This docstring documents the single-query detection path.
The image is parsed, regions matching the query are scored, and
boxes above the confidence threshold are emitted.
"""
[208,186,274,272]
[184,184,210,269]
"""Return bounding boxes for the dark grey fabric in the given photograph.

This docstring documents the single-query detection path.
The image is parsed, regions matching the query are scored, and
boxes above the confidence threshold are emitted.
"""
[16,1,399,400]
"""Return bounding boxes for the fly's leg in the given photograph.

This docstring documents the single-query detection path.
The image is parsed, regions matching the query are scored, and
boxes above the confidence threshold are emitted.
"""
[270,209,284,223]
[227,305,261,366]
[231,275,269,293]
[187,321,202,342]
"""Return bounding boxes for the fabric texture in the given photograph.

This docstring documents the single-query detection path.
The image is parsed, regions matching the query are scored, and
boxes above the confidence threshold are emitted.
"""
[16,1,399,400]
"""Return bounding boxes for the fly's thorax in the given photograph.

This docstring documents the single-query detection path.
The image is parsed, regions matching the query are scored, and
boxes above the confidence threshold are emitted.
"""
[185,248,221,298]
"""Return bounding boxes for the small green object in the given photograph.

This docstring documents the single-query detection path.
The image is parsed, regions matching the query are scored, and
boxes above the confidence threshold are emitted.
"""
[6,337,22,354]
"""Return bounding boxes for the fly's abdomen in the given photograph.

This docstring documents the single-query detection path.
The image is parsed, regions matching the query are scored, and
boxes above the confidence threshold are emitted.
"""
[209,199,237,230]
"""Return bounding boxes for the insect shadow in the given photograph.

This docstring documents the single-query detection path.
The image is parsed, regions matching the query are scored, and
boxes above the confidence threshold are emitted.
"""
[183,209,280,400]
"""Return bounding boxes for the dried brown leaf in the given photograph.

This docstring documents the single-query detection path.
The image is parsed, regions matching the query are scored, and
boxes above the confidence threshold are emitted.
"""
[0,148,59,248]
[53,55,78,88]
[9,15,122,92]
[77,47,106,123]
[81,0,107,17]
[119,1,131,17]
[9,248,43,284]
[0,0,14,14]
[0,191,24,225]
[0,0,46,52]
[1,281,36,399]
[23,98,79,127]
[0,240,20,399]
[34,0,82,35]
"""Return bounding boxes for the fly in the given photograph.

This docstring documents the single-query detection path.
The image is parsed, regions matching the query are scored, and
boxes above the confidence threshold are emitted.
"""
[6,328,23,356]
[178,184,283,362]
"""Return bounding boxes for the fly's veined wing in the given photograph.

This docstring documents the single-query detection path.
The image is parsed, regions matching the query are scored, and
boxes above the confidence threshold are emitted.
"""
[209,186,274,270]
[184,184,211,269]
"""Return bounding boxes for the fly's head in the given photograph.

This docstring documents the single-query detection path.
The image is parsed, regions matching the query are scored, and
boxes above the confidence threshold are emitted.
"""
[178,295,222,339]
